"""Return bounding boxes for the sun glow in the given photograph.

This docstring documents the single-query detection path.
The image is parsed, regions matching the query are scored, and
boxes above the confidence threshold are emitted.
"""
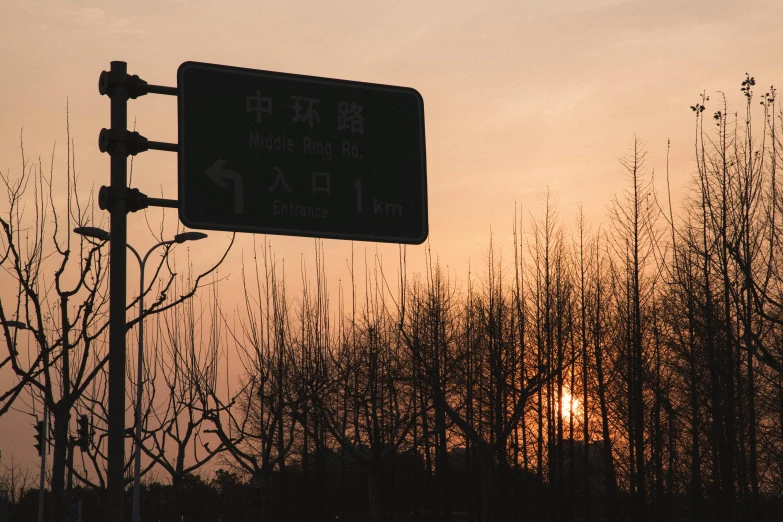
[561,390,581,422]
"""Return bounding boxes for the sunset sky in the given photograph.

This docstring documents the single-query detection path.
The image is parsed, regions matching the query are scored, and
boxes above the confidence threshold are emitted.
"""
[2,0,783,470]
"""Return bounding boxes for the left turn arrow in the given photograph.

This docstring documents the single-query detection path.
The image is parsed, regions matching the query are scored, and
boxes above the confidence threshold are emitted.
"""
[205,159,244,214]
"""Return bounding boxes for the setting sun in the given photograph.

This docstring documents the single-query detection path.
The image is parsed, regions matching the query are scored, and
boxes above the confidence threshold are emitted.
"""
[561,390,581,422]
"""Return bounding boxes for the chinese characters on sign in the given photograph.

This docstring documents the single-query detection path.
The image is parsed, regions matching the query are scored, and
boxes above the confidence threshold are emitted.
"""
[178,61,427,243]
[247,94,366,135]
[249,94,362,200]
[246,91,272,123]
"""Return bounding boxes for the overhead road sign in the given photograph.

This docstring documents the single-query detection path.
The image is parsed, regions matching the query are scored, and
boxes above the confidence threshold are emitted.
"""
[177,61,428,244]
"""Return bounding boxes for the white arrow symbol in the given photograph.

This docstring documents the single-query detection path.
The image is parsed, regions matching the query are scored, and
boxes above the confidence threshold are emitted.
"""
[205,159,244,214]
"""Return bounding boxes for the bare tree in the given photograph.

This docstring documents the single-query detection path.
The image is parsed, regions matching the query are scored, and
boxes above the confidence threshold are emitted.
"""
[0,453,33,506]
[0,123,232,521]
[608,137,661,521]
[314,250,417,522]
[134,275,228,522]
[201,239,301,522]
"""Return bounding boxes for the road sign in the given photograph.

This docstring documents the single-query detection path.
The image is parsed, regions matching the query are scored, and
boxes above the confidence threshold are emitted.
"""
[177,61,427,243]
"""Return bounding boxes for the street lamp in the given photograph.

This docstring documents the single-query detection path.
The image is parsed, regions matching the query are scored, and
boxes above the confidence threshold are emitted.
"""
[73,227,110,242]
[74,227,207,522]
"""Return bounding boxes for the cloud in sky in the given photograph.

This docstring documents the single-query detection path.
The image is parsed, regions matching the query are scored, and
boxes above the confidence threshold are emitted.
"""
[15,1,144,35]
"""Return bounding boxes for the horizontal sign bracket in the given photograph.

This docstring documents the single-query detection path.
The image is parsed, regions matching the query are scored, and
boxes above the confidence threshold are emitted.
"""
[98,186,178,213]
[98,69,177,99]
[98,129,177,156]
[146,197,179,208]
[145,84,177,96]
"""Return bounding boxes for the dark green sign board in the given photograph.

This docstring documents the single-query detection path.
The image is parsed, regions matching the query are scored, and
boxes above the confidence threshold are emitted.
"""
[177,61,427,243]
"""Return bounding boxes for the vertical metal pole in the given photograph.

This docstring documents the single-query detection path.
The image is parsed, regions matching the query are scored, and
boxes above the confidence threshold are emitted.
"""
[37,404,47,522]
[131,249,144,522]
[106,60,128,522]
[67,440,74,519]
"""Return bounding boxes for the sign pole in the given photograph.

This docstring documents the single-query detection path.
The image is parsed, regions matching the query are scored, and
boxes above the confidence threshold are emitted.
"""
[99,61,178,522]
[104,60,129,522]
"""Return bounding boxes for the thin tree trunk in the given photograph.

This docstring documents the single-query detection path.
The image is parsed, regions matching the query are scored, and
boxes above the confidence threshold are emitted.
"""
[593,241,618,522]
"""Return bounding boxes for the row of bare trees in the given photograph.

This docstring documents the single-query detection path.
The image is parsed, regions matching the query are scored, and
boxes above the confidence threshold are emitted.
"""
[3,77,783,522]
[191,78,783,522]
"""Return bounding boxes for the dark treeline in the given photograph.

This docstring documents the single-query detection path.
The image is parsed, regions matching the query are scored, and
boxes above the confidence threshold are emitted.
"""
[3,79,783,522]
[176,79,783,522]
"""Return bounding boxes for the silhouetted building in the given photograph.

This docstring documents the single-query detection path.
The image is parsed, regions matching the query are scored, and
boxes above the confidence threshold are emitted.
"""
[553,438,608,494]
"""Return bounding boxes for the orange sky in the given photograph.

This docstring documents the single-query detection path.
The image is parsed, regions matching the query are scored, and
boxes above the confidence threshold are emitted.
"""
[2,0,783,473]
